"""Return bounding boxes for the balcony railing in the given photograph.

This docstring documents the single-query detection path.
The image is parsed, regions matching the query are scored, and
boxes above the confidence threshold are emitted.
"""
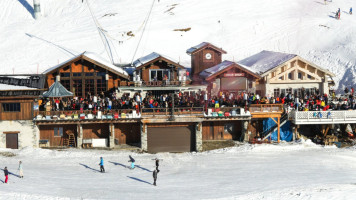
[141,107,204,117]
[33,109,140,121]
[119,80,191,87]
[249,104,284,113]
[289,110,356,124]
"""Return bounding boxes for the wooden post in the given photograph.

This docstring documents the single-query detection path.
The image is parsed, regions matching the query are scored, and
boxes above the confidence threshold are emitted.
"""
[277,117,280,143]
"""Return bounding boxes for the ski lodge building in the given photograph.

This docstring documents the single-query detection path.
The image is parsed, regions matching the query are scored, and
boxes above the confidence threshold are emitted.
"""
[0,42,339,152]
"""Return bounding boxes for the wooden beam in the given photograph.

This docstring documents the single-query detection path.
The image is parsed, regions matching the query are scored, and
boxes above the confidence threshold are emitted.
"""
[277,117,280,143]
[271,117,277,124]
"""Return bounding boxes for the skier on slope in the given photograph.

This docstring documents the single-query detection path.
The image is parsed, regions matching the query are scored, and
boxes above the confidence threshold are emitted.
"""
[99,157,105,173]
[128,155,135,169]
[155,158,160,172]
[153,169,158,186]
[18,161,23,178]
[4,167,8,184]
[350,7,353,15]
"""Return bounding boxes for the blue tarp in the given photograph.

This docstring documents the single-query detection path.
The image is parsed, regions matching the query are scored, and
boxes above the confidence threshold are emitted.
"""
[263,118,293,142]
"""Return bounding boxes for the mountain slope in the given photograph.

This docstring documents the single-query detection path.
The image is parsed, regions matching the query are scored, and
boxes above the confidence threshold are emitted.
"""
[0,0,355,92]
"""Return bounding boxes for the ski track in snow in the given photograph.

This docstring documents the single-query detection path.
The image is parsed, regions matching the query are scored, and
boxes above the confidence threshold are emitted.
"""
[1,140,356,199]
[0,0,356,91]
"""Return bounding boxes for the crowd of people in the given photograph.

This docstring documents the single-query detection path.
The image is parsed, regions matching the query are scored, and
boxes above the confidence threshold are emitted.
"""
[37,86,356,115]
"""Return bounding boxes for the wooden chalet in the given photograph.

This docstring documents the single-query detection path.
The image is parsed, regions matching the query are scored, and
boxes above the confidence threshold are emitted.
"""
[131,52,188,86]
[186,42,227,82]
[0,75,46,149]
[199,60,261,96]
[238,50,336,97]
[43,51,129,98]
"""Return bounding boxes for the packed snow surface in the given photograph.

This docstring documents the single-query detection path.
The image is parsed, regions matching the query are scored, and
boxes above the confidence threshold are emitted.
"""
[1,140,356,199]
[0,0,356,91]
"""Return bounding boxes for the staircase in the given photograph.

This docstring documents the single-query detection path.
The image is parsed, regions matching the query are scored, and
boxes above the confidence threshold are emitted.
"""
[262,113,289,140]
[62,132,76,147]
[68,133,76,147]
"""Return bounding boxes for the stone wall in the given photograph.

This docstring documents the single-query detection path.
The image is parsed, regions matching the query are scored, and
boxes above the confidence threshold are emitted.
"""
[0,120,39,148]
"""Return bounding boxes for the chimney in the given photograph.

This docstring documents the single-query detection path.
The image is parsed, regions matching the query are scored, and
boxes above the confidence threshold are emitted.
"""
[33,0,41,19]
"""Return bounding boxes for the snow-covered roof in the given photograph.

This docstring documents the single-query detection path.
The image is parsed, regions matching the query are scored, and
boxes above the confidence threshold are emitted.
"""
[42,52,128,78]
[200,60,235,78]
[0,83,39,91]
[132,52,183,69]
[200,60,261,79]
[186,42,227,55]
[238,50,297,75]
[0,76,31,79]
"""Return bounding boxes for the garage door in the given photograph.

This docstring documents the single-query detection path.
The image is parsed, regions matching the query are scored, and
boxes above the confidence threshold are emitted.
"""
[147,126,194,153]
[6,133,18,149]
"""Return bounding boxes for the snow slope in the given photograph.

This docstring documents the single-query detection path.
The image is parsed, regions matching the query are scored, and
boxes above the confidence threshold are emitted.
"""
[1,141,356,199]
[0,0,355,92]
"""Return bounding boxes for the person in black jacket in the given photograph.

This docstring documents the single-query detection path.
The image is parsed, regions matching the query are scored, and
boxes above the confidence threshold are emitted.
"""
[153,169,158,186]
[155,158,160,172]
[4,167,9,184]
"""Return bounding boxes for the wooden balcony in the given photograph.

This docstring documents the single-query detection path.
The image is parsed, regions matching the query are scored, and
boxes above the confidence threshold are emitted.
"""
[33,109,140,124]
[119,80,191,87]
[249,104,284,118]
[289,110,356,125]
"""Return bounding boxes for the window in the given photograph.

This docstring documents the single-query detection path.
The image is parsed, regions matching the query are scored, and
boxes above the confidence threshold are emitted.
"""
[61,80,70,91]
[298,72,302,79]
[97,77,107,94]
[310,88,316,95]
[307,74,312,79]
[85,73,94,77]
[73,80,82,97]
[286,88,292,95]
[54,127,63,137]
[274,88,280,97]
[85,79,95,96]
[149,69,170,81]
[224,123,234,134]
[73,73,81,77]
[2,103,21,112]
[60,73,70,77]
[288,73,292,79]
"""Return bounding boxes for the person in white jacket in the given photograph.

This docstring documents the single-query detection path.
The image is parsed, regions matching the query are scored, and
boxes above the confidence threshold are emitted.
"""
[18,161,23,178]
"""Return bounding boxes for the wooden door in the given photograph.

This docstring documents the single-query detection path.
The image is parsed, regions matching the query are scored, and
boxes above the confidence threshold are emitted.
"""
[6,133,18,149]
[147,126,193,153]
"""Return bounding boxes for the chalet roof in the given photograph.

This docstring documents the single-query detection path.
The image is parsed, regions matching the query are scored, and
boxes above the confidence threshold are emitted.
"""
[42,81,73,97]
[186,42,227,55]
[238,50,297,75]
[0,83,39,91]
[238,50,335,77]
[43,52,129,79]
[132,52,185,69]
[199,60,261,80]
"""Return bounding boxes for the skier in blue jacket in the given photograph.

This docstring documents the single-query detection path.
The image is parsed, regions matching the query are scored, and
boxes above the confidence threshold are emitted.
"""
[350,7,353,15]
[99,157,105,173]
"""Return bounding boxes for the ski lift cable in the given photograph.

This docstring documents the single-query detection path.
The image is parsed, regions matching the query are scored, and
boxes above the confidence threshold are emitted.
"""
[130,0,156,65]
[86,0,114,64]
[141,6,155,58]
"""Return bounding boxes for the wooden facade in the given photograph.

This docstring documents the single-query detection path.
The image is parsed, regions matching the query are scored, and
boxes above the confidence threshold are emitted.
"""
[45,53,129,98]
[39,124,77,147]
[83,124,110,139]
[0,97,35,120]
[202,121,242,140]
[187,42,227,80]
[135,55,185,83]
[201,61,261,95]
[114,123,140,145]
